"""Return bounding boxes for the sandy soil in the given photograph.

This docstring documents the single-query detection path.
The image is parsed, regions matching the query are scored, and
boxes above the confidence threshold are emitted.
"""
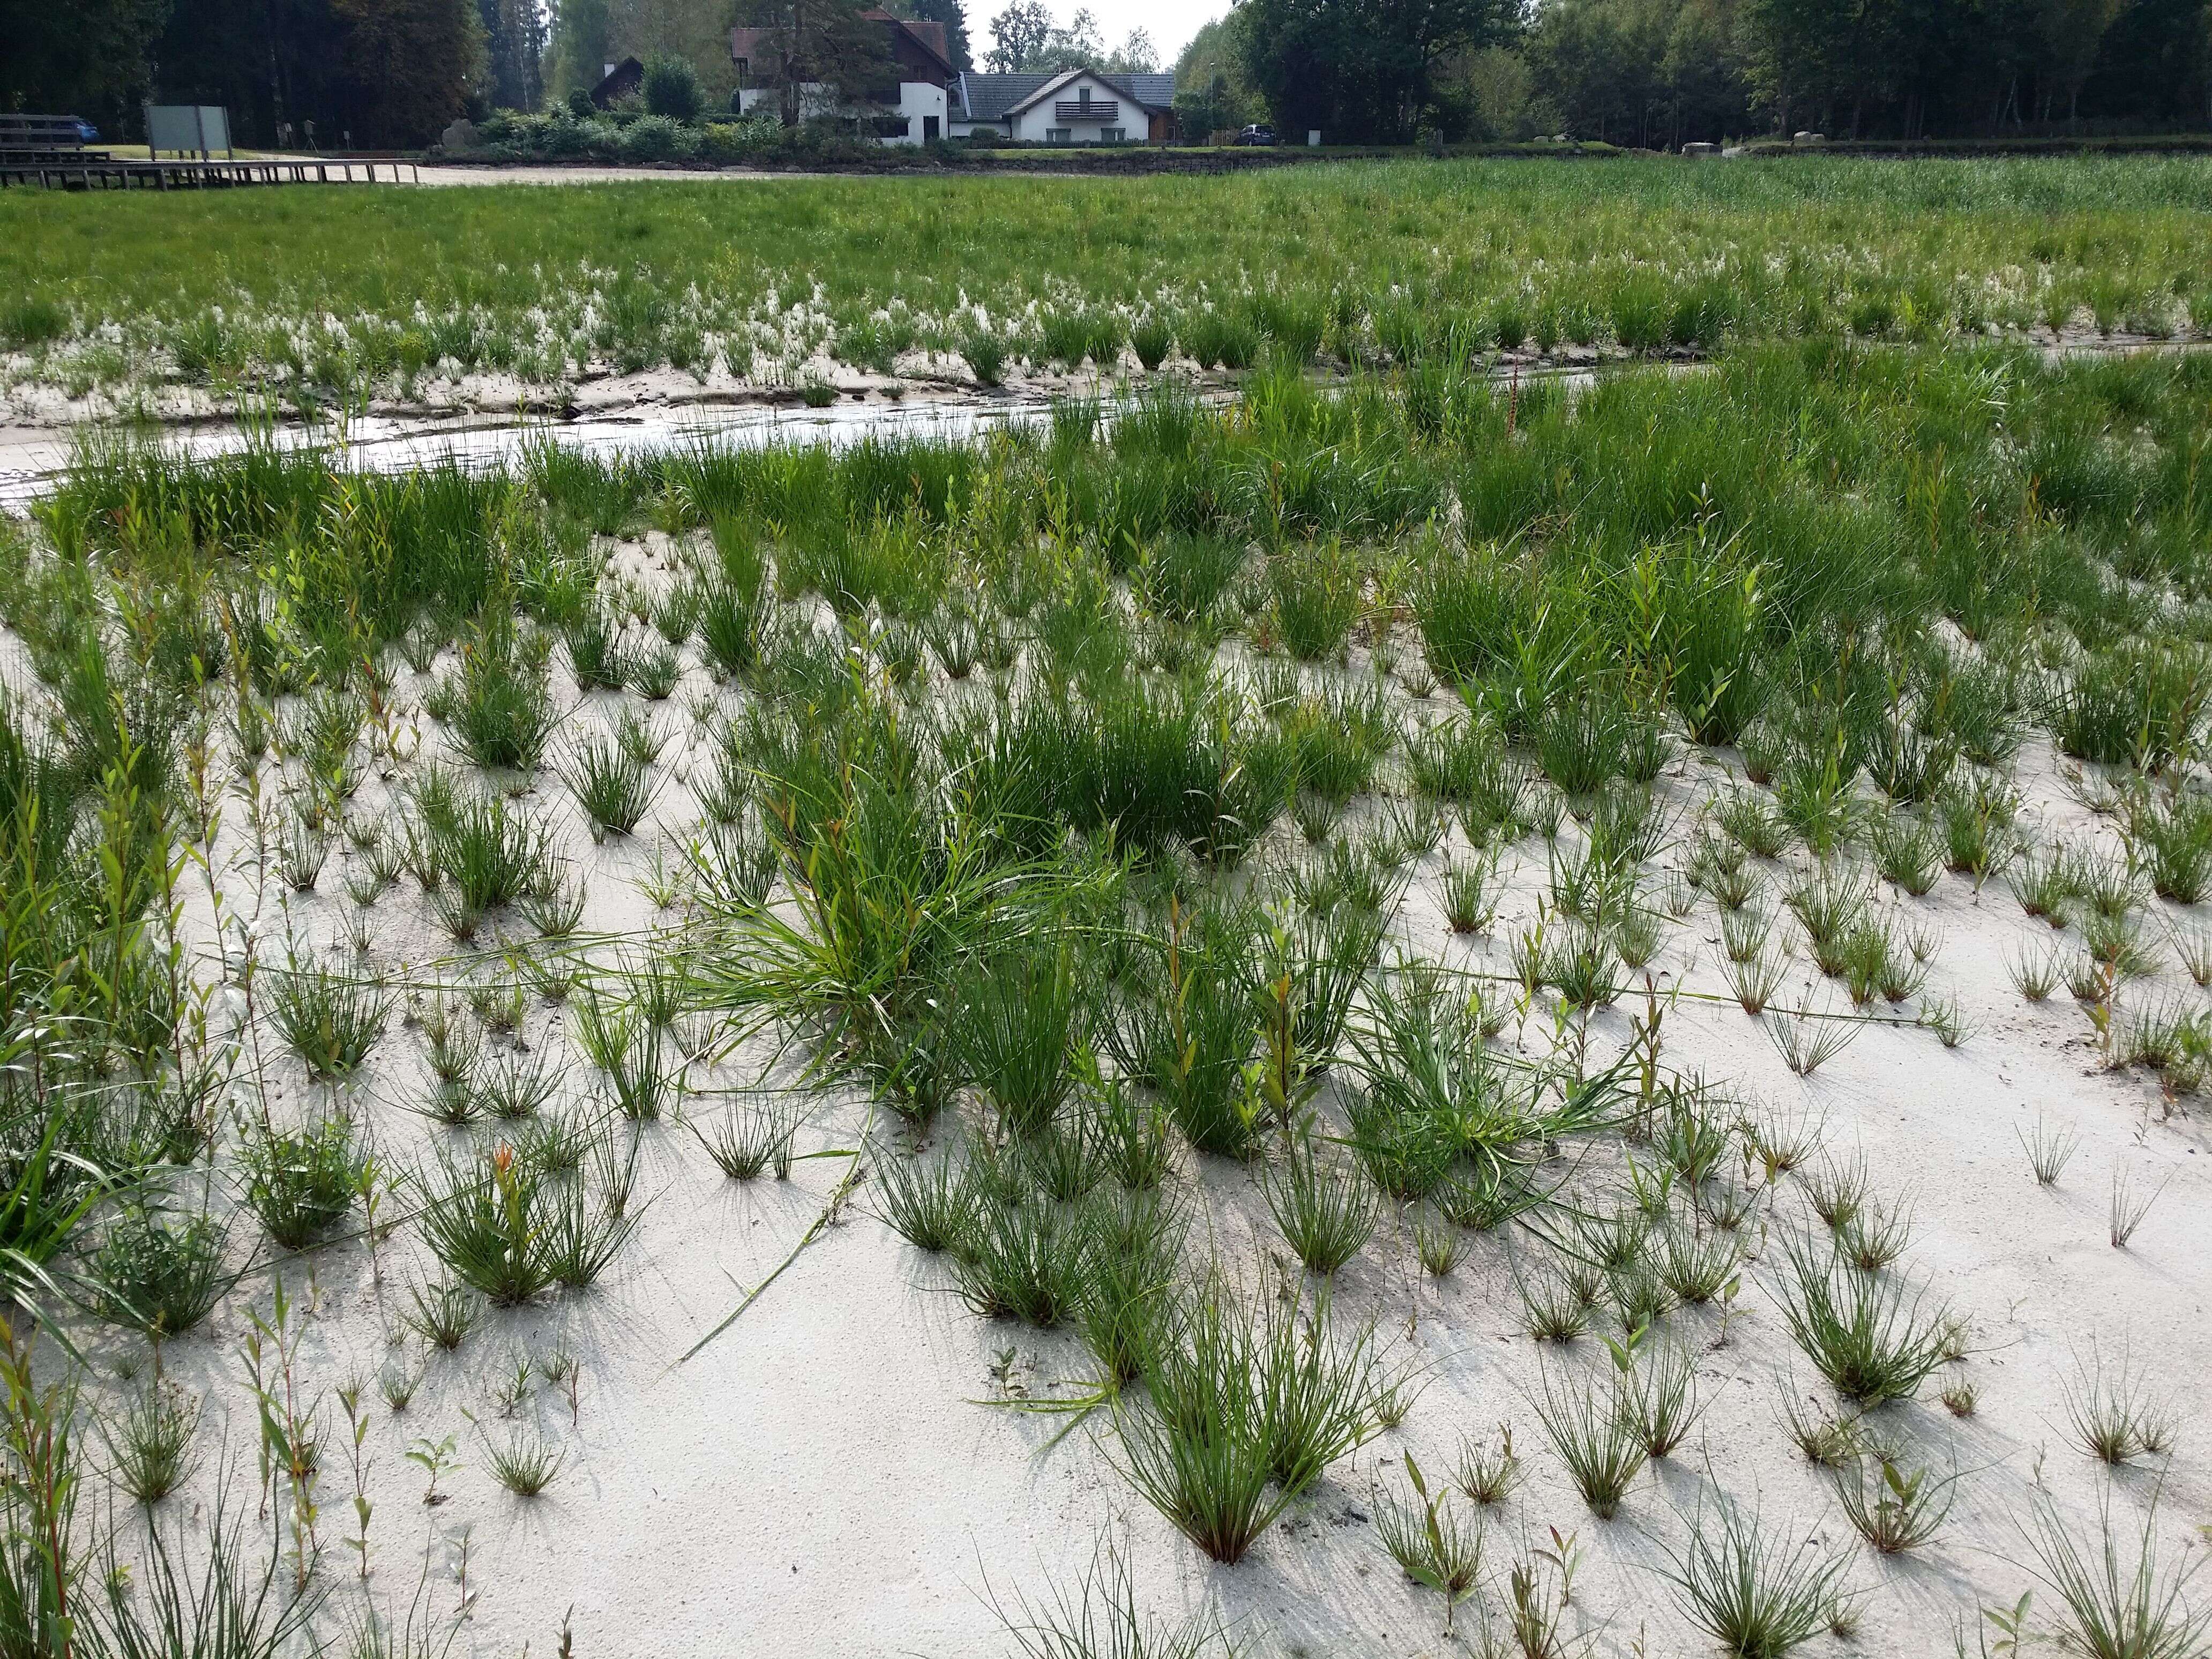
[4,525,2208,1659]
[410,163,829,186]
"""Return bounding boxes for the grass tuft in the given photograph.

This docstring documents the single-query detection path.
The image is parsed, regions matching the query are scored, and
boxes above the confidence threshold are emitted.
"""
[1530,1363,1647,1520]
[1262,1132,1378,1276]
[1660,1495,1851,1659]
[1770,1230,1948,1406]
[2024,1488,2210,1659]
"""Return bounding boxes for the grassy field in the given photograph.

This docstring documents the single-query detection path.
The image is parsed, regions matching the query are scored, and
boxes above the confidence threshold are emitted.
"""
[1,338,2209,1650]
[3,155,2211,403]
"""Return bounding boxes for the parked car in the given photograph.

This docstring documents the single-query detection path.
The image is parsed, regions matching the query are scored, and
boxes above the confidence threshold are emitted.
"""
[74,119,100,143]
[1236,125,1276,147]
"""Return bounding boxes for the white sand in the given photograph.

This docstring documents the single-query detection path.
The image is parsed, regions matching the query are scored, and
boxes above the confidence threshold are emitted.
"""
[9,530,2208,1659]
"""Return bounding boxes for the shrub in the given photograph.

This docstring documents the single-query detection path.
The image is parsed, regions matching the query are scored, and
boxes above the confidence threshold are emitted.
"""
[643,55,701,121]
[950,1198,1086,1327]
[1262,1133,1378,1275]
[1079,1189,1184,1385]
[872,1148,984,1252]
[99,1384,201,1504]
[1182,306,1259,371]
[563,732,657,841]
[564,601,624,690]
[961,327,1009,386]
[1135,534,1244,625]
[424,786,553,917]
[958,940,1096,1139]
[2023,1489,2212,1659]
[1413,542,1537,686]
[696,577,771,679]
[1115,905,1262,1159]
[1531,1365,1648,1518]
[617,114,694,164]
[2127,786,2212,903]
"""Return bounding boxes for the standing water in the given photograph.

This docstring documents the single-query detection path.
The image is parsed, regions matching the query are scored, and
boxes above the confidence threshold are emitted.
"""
[0,390,1107,509]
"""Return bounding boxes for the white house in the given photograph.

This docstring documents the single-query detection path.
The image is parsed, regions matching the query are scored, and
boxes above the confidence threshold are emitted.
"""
[735,78,948,145]
[731,10,958,146]
[949,69,1178,144]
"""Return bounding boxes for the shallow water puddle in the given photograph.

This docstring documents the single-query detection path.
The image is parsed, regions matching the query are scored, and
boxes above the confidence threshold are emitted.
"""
[0,390,1097,507]
[5,336,2183,509]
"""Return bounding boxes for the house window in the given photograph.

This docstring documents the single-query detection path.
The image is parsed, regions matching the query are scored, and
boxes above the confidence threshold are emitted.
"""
[1102,127,1125,143]
[1046,128,1070,143]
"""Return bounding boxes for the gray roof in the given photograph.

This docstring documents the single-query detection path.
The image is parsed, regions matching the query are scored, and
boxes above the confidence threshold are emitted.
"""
[958,70,1177,121]
[958,73,1054,122]
[1118,73,1178,111]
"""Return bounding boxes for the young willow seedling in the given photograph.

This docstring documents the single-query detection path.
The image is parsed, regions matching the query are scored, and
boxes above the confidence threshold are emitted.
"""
[1374,1452,1482,1635]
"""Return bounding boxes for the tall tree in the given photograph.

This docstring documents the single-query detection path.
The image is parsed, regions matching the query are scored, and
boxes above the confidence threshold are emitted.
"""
[149,0,341,143]
[609,0,741,105]
[1108,28,1160,70]
[1239,0,1520,140]
[1037,8,1106,66]
[738,0,896,123]
[1175,13,1262,132]
[477,0,547,110]
[331,0,482,139]
[1735,0,1848,129]
[1175,10,1261,122]
[904,0,973,69]
[0,0,169,133]
[2082,0,2212,127]
[550,0,614,96]
[2041,0,2123,120]
[985,0,1053,68]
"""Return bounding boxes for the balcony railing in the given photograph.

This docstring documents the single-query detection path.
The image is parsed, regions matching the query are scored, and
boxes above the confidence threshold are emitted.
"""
[1053,100,1118,122]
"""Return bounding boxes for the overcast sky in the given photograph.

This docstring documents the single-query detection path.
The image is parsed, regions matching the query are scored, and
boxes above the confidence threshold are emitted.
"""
[976,0,1230,68]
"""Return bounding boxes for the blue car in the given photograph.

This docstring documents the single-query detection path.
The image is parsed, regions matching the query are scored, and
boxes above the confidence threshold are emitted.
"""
[75,119,100,143]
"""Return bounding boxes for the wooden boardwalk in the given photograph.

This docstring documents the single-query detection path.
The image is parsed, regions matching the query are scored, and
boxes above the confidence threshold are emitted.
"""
[0,155,419,190]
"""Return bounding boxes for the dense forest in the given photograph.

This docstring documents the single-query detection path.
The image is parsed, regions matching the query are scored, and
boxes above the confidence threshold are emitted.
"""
[3,0,2206,148]
[1186,0,2212,145]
